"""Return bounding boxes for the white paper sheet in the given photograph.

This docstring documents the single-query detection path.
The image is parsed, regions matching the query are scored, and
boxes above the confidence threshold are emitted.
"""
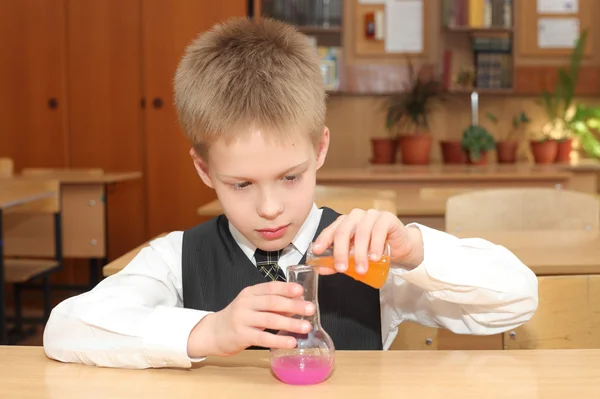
[384,0,423,53]
[538,17,580,48]
[537,0,578,14]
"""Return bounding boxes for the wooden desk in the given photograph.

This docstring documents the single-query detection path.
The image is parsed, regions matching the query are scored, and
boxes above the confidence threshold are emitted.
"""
[102,233,167,277]
[0,187,56,344]
[316,164,595,193]
[1,347,598,398]
[10,171,142,258]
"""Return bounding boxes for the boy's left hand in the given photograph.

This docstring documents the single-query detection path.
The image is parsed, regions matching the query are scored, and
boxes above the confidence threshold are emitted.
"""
[312,209,424,274]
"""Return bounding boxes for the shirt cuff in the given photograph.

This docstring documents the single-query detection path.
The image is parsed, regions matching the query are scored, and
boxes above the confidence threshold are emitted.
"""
[390,223,459,291]
[142,306,211,368]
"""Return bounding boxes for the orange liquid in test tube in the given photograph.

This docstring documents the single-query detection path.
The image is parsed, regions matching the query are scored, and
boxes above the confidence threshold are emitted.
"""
[305,244,391,289]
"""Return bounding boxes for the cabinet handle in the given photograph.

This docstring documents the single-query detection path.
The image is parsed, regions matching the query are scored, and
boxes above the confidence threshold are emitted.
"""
[152,97,163,109]
[425,338,433,345]
[47,97,58,109]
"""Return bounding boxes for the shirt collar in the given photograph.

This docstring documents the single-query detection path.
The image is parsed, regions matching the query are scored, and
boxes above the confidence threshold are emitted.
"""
[228,203,322,260]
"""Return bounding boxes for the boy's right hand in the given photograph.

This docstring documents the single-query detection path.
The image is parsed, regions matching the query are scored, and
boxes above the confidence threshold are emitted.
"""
[187,281,315,358]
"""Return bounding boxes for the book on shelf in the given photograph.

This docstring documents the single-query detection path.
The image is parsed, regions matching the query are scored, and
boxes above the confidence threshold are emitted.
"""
[475,52,512,89]
[305,34,341,91]
[260,0,343,27]
[442,0,512,28]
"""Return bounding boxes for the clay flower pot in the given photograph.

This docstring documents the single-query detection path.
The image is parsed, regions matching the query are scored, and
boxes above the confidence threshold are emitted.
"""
[496,140,518,164]
[440,140,466,164]
[530,139,558,164]
[398,134,433,165]
[555,138,573,163]
[370,138,398,164]
[466,151,488,166]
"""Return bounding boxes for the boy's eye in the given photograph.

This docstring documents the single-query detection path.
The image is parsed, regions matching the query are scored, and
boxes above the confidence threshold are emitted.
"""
[232,181,251,190]
[283,174,298,182]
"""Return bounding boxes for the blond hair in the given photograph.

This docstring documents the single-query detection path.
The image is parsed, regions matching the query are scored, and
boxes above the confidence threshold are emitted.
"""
[174,17,326,157]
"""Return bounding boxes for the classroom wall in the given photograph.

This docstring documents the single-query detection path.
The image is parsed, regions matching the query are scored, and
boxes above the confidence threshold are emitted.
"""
[324,95,600,168]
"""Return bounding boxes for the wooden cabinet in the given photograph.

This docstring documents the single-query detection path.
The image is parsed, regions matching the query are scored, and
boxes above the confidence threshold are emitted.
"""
[504,276,600,349]
[390,321,503,351]
[143,0,246,237]
[65,0,146,260]
[0,0,68,170]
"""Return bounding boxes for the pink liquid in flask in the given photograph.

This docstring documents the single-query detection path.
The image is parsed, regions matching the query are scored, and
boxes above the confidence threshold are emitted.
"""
[271,355,333,385]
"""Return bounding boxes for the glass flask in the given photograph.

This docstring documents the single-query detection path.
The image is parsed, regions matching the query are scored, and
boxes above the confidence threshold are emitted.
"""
[305,242,391,289]
[270,265,335,385]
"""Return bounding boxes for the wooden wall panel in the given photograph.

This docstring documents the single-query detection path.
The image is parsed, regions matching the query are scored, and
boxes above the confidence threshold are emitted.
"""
[0,0,68,170]
[143,0,247,236]
[514,65,600,95]
[66,0,146,261]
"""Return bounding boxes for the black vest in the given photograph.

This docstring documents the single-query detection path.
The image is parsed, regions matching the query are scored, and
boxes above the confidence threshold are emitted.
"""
[181,207,383,350]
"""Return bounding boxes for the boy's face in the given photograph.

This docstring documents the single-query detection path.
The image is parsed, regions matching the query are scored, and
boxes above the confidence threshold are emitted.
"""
[192,128,329,251]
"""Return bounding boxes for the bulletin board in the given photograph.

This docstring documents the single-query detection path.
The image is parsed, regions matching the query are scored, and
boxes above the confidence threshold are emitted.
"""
[517,0,593,57]
[353,0,428,58]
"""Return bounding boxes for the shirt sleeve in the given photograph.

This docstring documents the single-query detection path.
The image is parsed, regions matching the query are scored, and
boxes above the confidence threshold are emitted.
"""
[43,231,209,369]
[380,223,539,347]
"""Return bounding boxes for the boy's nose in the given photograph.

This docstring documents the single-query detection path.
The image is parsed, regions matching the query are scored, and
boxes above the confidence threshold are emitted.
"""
[257,193,283,220]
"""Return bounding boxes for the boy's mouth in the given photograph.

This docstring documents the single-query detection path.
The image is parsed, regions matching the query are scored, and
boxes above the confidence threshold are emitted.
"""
[256,224,290,240]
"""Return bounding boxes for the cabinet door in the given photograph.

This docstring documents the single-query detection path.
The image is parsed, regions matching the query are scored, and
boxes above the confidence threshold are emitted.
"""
[0,0,68,170]
[504,275,600,349]
[143,0,247,235]
[65,0,146,260]
[389,321,502,351]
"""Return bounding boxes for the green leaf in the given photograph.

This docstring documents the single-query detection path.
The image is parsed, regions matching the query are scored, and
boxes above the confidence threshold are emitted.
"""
[558,69,573,112]
[486,112,498,123]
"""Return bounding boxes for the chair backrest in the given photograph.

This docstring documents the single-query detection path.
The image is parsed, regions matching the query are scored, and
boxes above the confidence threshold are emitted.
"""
[446,188,599,232]
[2,179,61,258]
[0,158,14,178]
[21,167,104,177]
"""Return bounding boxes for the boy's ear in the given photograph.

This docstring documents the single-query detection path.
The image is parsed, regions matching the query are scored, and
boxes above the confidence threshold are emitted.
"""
[315,126,330,170]
[189,148,214,188]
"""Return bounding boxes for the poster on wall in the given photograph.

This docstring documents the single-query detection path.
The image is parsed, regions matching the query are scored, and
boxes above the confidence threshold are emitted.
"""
[384,0,423,53]
[538,17,579,48]
[537,0,578,14]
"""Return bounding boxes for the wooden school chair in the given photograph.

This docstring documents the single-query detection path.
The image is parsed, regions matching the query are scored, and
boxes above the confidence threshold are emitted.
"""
[2,178,63,335]
[0,158,14,178]
[445,187,599,232]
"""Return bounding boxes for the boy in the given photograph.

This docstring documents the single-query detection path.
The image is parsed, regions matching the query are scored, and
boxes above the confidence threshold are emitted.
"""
[43,17,538,369]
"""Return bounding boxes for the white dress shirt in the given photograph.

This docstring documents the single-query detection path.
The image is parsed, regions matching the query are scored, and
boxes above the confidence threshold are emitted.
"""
[43,204,538,369]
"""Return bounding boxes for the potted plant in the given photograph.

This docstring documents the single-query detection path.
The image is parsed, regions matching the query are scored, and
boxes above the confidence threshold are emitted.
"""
[369,130,399,164]
[568,104,600,159]
[384,59,443,165]
[461,124,496,165]
[486,111,531,163]
[537,29,593,163]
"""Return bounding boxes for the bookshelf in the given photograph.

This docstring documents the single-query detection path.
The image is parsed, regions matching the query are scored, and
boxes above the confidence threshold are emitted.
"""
[254,0,344,92]
[441,0,515,94]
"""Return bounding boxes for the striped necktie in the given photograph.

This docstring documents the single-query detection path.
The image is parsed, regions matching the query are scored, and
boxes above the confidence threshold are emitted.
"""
[254,248,287,282]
